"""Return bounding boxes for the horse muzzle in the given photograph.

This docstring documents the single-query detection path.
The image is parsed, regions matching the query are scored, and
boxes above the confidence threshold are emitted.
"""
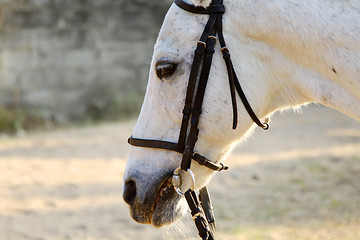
[122,169,187,227]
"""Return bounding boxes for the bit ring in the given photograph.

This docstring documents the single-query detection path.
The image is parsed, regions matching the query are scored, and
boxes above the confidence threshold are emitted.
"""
[172,167,195,196]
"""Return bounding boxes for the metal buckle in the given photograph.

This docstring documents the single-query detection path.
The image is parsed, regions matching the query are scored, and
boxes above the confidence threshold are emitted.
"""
[220,46,228,52]
[192,211,206,221]
[197,41,206,48]
[172,167,195,196]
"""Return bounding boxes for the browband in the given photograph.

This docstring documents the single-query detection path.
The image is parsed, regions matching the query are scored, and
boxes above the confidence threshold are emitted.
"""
[174,0,225,14]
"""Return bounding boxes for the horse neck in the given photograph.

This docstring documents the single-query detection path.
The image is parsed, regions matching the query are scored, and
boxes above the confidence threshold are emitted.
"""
[225,0,360,121]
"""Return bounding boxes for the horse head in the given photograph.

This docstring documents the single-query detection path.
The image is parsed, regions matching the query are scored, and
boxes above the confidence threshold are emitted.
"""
[122,0,254,227]
[123,0,360,228]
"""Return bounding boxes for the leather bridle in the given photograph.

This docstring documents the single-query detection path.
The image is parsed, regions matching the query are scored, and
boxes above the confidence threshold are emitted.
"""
[128,0,269,239]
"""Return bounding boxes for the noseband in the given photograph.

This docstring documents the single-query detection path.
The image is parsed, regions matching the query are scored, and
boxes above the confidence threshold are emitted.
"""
[128,0,269,239]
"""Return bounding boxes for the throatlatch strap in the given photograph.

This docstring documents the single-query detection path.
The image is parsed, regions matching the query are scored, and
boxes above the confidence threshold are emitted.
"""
[232,65,269,130]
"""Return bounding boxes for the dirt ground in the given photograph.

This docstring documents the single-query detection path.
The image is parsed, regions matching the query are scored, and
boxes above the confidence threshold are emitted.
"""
[0,106,359,240]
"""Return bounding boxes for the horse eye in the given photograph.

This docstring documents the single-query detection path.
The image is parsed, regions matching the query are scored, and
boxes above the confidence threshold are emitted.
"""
[155,62,177,79]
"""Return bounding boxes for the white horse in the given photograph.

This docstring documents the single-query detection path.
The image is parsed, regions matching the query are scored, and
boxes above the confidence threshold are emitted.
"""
[123,0,360,228]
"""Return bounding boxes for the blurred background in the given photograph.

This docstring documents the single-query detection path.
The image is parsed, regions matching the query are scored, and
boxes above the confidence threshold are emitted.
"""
[0,0,170,133]
[0,1,359,240]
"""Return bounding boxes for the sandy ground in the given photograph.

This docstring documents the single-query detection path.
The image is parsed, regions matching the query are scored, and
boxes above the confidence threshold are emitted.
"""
[0,105,360,240]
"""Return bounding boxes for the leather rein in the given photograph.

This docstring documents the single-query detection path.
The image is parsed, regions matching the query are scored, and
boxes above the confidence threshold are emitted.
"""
[128,0,269,239]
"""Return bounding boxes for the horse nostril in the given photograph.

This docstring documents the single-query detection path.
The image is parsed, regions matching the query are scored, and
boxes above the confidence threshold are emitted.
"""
[123,180,136,205]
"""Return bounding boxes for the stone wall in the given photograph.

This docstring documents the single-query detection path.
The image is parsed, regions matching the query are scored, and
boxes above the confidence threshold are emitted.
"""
[0,0,171,123]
